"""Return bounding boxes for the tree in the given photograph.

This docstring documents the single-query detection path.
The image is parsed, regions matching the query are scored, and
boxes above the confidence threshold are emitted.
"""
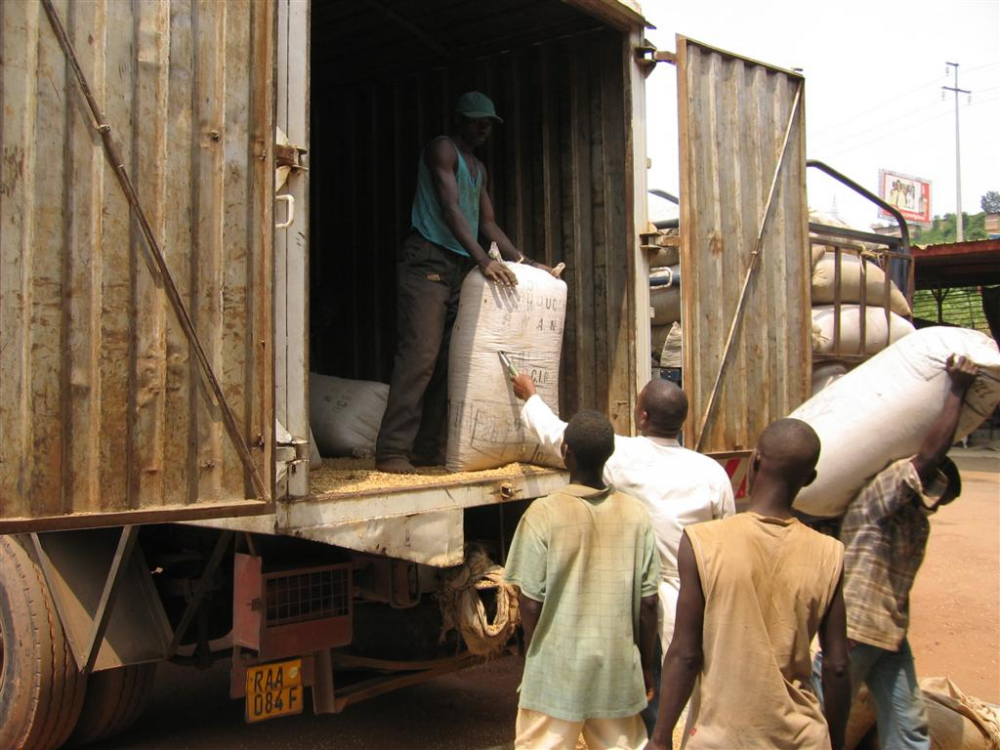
[981,190,1000,214]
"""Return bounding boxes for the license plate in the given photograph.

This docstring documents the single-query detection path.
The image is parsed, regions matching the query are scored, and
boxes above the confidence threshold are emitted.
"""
[245,659,304,723]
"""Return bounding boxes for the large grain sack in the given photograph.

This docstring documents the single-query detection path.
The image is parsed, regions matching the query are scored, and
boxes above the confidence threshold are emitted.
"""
[660,321,683,368]
[812,252,912,316]
[920,677,1000,750]
[812,305,915,355]
[447,263,567,472]
[309,373,388,458]
[792,327,1000,517]
[651,271,681,326]
[811,360,849,396]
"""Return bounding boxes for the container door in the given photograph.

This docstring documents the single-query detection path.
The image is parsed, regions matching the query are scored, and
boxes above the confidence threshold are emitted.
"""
[676,37,811,453]
[0,0,277,531]
[274,0,310,498]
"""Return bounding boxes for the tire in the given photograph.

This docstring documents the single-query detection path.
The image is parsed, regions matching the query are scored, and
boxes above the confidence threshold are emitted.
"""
[70,662,157,746]
[0,535,87,750]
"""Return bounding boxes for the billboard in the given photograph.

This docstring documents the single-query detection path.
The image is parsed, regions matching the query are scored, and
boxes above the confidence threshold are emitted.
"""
[878,170,931,225]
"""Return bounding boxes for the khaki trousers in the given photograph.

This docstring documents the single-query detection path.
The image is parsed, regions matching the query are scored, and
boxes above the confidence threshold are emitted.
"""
[515,708,648,750]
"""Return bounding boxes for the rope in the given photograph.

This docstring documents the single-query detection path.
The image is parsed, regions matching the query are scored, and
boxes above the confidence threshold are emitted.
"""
[437,545,519,657]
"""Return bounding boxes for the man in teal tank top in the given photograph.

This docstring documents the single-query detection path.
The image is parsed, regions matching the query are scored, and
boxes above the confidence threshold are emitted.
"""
[375,92,555,473]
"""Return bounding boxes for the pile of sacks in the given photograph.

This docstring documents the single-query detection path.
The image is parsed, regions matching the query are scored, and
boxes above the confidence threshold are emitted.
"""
[648,232,683,370]
[809,211,915,395]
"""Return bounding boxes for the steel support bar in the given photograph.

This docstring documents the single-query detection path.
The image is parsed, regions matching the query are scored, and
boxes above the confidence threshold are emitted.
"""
[78,526,140,674]
[809,222,904,249]
[695,83,803,451]
[166,531,235,659]
[40,0,269,503]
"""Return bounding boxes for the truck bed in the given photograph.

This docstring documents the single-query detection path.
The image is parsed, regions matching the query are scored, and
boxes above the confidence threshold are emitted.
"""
[308,458,557,498]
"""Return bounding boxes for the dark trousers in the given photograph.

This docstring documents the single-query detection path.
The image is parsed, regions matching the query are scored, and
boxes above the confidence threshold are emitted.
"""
[375,233,474,461]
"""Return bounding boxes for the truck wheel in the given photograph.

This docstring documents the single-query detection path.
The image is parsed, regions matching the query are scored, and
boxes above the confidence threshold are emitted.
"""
[70,662,157,745]
[0,535,87,750]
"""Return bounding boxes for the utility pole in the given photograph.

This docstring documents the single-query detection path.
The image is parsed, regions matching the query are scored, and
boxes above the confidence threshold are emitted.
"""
[943,62,971,241]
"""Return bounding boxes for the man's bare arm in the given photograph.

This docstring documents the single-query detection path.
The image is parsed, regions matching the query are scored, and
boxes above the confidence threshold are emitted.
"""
[639,593,659,700]
[912,354,977,484]
[518,593,543,651]
[479,168,561,278]
[425,140,516,285]
[648,534,705,750]
[818,573,851,750]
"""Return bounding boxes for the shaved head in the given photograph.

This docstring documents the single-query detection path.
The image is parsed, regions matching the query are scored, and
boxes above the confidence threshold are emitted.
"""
[637,379,688,437]
[756,418,821,487]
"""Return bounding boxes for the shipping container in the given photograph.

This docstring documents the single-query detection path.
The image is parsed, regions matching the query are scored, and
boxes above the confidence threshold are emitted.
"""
[0,0,816,745]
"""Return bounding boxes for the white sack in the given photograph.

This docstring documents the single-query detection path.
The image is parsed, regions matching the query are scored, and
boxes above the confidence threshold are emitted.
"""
[792,327,1000,517]
[811,305,915,355]
[812,252,911,316]
[660,322,683,368]
[650,283,681,327]
[811,361,848,396]
[309,373,388,458]
[447,263,567,472]
[308,428,322,469]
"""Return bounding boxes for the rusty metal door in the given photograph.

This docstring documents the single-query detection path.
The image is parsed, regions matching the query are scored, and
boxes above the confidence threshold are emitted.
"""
[676,37,811,453]
[0,0,277,531]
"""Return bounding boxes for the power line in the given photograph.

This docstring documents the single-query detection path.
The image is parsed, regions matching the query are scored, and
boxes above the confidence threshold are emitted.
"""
[818,93,1000,163]
[812,98,949,150]
[811,75,947,137]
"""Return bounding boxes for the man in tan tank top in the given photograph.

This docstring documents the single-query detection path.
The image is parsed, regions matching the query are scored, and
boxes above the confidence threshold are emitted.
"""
[648,419,852,750]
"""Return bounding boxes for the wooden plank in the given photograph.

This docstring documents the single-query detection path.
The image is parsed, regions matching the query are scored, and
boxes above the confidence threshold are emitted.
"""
[715,53,745,450]
[29,0,70,517]
[279,0,309,498]
[0,0,41,520]
[600,32,631,431]
[247,0,275,500]
[193,0,226,503]
[588,37,610,418]
[567,38,595,411]
[162,0,197,507]
[64,0,105,514]
[624,26,646,423]
[96,0,136,513]
[131,0,171,509]
[740,62,768,449]
[219,0,252,498]
[539,44,562,271]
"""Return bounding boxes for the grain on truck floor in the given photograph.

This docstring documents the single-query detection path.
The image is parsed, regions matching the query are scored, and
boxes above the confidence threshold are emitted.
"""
[309,458,559,496]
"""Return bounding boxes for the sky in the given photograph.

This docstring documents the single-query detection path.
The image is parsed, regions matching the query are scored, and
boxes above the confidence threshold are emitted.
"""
[640,0,1000,230]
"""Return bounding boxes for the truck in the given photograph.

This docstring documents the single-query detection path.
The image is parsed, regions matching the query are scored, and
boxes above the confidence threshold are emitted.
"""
[1,1,909,747]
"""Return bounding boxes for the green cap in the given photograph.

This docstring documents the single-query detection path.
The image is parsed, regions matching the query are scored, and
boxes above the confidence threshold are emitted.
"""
[455,91,503,123]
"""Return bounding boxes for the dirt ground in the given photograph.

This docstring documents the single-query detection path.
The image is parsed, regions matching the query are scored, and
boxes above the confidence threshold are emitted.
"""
[907,450,1000,704]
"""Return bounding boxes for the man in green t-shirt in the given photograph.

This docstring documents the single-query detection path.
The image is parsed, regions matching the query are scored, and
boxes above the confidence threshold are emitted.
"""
[504,410,660,750]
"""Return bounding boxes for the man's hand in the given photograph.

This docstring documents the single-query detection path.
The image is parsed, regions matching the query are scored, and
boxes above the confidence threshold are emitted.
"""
[946,354,978,394]
[479,259,518,286]
[530,261,564,279]
[643,666,655,702]
[511,373,537,401]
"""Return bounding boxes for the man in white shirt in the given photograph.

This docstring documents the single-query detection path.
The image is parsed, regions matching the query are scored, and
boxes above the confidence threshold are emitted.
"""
[511,374,735,707]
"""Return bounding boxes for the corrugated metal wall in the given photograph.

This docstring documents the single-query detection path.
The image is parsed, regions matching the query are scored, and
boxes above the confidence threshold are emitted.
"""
[310,22,638,428]
[677,38,811,452]
[0,0,275,529]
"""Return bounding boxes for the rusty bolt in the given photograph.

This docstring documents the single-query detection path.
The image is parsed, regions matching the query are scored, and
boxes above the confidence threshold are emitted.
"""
[209,130,220,141]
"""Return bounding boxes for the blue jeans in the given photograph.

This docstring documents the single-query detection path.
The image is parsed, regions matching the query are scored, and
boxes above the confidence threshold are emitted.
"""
[813,638,929,750]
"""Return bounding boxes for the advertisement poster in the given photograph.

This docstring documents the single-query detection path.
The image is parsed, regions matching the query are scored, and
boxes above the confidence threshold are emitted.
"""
[878,170,932,225]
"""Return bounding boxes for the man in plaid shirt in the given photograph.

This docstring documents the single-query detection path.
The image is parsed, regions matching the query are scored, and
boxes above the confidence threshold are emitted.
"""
[820,354,978,750]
